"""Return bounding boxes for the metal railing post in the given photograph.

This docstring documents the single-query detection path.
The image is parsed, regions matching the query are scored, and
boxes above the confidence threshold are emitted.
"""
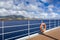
[2,21,4,40]
[28,20,30,39]
[58,20,59,27]
[54,19,56,28]
[49,19,50,29]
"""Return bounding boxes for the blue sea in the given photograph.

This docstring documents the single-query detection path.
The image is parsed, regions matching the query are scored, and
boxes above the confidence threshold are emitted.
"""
[0,20,60,40]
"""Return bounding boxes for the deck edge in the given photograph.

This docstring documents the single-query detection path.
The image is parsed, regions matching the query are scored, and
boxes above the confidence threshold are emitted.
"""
[16,26,60,40]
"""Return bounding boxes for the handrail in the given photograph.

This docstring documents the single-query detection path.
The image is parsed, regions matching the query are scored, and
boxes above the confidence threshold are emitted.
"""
[0,20,60,40]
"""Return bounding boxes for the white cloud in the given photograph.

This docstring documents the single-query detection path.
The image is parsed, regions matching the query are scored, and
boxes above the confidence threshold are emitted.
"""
[0,0,60,19]
[57,10,60,12]
[48,13,58,19]
[48,5,54,8]
[0,8,9,16]
[0,0,13,9]
[38,13,48,19]
[47,5,54,13]
[46,5,60,19]
[41,0,47,3]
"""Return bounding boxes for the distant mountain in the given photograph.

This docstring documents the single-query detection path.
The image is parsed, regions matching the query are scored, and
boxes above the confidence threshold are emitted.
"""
[0,15,41,20]
[0,15,27,20]
[0,15,25,18]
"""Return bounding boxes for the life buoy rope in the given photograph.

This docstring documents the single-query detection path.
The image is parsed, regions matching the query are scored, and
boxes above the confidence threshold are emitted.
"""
[40,23,46,33]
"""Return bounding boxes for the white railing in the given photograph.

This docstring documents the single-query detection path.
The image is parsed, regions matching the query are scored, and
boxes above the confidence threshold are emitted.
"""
[0,20,60,40]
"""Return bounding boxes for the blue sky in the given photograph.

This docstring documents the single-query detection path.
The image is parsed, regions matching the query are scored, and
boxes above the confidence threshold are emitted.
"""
[0,0,60,19]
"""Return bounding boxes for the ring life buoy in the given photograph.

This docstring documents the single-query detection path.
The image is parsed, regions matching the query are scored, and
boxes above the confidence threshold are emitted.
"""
[40,23,46,33]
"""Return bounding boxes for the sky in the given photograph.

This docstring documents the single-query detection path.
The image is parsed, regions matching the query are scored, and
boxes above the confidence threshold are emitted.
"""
[0,0,60,19]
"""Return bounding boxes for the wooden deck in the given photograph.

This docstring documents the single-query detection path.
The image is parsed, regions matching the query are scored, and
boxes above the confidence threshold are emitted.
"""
[28,28,60,40]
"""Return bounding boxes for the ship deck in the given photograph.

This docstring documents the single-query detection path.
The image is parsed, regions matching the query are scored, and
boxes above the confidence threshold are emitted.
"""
[28,28,60,40]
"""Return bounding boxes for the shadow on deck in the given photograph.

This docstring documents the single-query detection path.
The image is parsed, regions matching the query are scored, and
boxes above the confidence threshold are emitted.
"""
[28,28,60,40]
[41,33,58,40]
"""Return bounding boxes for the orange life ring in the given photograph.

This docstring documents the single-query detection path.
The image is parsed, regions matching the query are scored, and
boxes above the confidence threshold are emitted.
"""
[40,23,46,33]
